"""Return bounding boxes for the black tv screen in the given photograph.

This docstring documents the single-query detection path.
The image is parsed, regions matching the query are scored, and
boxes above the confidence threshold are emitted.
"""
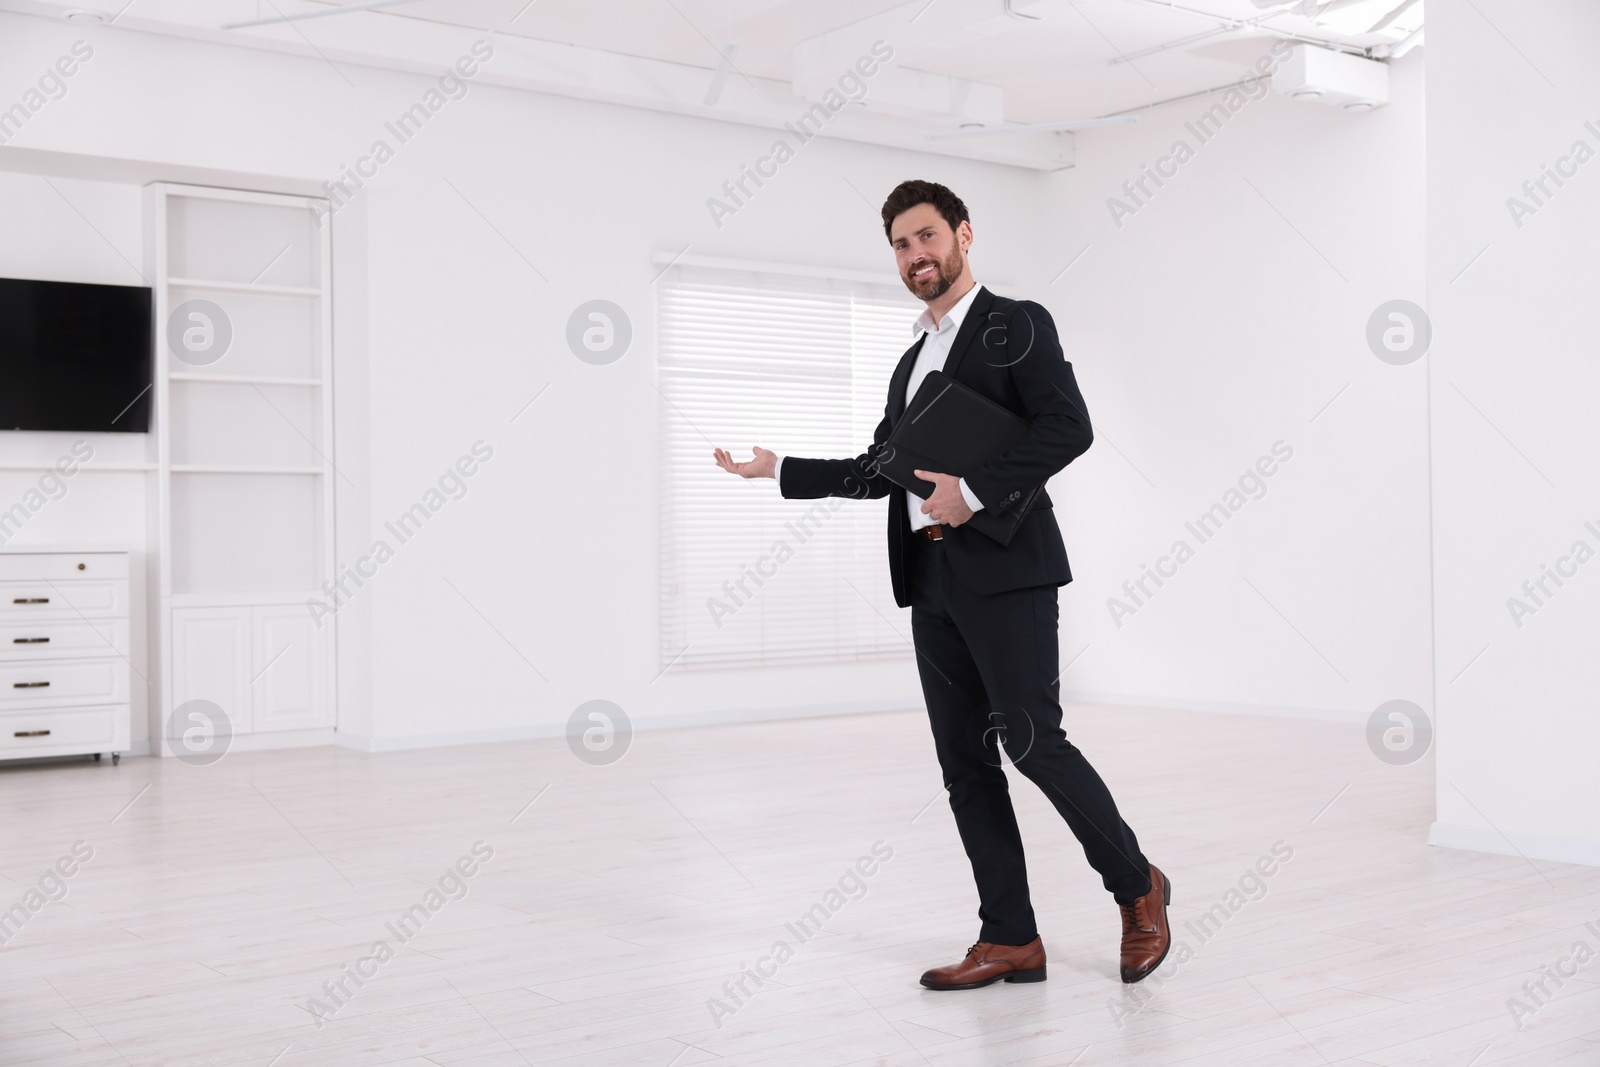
[0,276,153,433]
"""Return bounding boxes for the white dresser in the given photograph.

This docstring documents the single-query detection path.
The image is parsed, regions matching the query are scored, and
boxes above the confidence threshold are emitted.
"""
[0,550,132,765]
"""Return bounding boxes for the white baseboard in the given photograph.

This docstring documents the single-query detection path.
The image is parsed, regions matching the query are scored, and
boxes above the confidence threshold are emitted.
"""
[1429,820,1600,869]
[1064,689,1368,724]
[334,697,920,754]
[147,727,336,757]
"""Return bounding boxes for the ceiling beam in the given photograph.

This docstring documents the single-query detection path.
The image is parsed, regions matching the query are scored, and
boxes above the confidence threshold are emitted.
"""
[0,0,1073,169]
[792,0,1060,125]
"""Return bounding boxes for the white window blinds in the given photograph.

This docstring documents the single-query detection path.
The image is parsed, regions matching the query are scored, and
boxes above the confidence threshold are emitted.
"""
[657,264,920,671]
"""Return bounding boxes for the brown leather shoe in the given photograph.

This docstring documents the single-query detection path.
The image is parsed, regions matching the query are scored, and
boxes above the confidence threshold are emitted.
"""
[1119,863,1172,983]
[919,936,1046,990]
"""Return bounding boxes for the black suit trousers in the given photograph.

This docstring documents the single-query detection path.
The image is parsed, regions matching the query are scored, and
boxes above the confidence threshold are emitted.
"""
[909,531,1152,946]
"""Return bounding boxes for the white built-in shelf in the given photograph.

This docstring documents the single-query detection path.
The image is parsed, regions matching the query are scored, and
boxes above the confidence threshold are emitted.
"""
[152,181,337,748]
[170,591,321,608]
[170,465,325,475]
[0,462,156,472]
[169,374,323,387]
[167,277,322,297]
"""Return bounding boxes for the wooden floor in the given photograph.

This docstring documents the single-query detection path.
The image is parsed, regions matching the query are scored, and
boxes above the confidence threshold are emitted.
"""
[2,703,1598,1067]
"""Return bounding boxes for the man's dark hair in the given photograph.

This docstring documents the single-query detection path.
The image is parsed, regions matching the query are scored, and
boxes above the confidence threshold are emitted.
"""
[880,180,969,243]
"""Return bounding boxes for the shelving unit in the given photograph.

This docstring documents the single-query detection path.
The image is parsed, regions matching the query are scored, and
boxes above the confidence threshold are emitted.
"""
[167,277,322,297]
[145,183,337,750]
[168,374,324,386]
[0,463,158,472]
[169,466,328,474]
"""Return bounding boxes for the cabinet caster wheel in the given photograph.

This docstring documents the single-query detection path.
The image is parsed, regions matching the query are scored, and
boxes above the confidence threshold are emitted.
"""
[93,753,103,762]
[112,753,120,766]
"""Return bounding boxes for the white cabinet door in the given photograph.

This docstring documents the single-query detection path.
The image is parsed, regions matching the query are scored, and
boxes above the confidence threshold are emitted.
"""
[250,606,330,731]
[171,607,252,735]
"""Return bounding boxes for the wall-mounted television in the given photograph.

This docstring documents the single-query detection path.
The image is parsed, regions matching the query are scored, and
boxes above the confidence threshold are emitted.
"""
[0,276,153,434]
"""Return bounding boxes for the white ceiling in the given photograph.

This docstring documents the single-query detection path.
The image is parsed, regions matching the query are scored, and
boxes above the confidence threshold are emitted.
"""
[3,0,1424,168]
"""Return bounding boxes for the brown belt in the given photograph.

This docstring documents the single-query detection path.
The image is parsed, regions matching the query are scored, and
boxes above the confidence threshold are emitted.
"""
[918,524,945,541]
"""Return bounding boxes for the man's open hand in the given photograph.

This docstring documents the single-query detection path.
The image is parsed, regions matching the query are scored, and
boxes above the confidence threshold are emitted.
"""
[714,446,777,480]
[915,469,974,527]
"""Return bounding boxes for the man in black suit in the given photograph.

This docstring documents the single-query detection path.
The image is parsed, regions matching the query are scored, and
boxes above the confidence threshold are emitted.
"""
[713,180,1170,989]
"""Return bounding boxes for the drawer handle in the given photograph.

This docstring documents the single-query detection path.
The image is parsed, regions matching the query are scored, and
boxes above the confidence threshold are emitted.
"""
[13,729,50,737]
[13,637,50,644]
[12,598,49,605]
[13,681,50,689]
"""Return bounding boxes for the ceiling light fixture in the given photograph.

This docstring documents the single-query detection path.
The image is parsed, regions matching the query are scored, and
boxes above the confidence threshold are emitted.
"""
[1274,44,1389,111]
[64,8,107,23]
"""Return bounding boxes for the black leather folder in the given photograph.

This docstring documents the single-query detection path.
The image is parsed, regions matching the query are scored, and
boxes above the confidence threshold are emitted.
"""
[874,370,1043,546]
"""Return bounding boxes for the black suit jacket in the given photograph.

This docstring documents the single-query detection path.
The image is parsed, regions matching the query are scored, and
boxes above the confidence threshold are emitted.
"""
[778,285,1093,608]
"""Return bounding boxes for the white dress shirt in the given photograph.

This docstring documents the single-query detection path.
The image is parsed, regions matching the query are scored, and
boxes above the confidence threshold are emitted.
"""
[774,281,986,530]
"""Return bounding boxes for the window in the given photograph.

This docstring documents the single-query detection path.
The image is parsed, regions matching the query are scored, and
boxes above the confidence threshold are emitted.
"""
[657,263,920,670]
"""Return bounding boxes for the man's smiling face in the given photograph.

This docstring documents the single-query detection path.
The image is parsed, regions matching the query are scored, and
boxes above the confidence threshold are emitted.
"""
[890,202,972,303]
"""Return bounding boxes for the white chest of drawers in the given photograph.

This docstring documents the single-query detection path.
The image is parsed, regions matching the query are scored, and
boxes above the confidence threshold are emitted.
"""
[0,550,132,765]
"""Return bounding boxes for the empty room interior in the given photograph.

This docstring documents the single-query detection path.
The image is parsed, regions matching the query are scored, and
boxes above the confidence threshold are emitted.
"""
[1,1,1597,1064]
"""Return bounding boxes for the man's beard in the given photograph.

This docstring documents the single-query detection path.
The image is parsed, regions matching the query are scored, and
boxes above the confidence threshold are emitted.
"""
[902,243,964,301]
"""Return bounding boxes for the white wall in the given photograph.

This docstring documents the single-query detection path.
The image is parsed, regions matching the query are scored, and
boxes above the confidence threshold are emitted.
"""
[0,11,1049,748]
[0,173,155,752]
[1033,50,1432,722]
[1427,1,1600,865]
[1,11,1444,756]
